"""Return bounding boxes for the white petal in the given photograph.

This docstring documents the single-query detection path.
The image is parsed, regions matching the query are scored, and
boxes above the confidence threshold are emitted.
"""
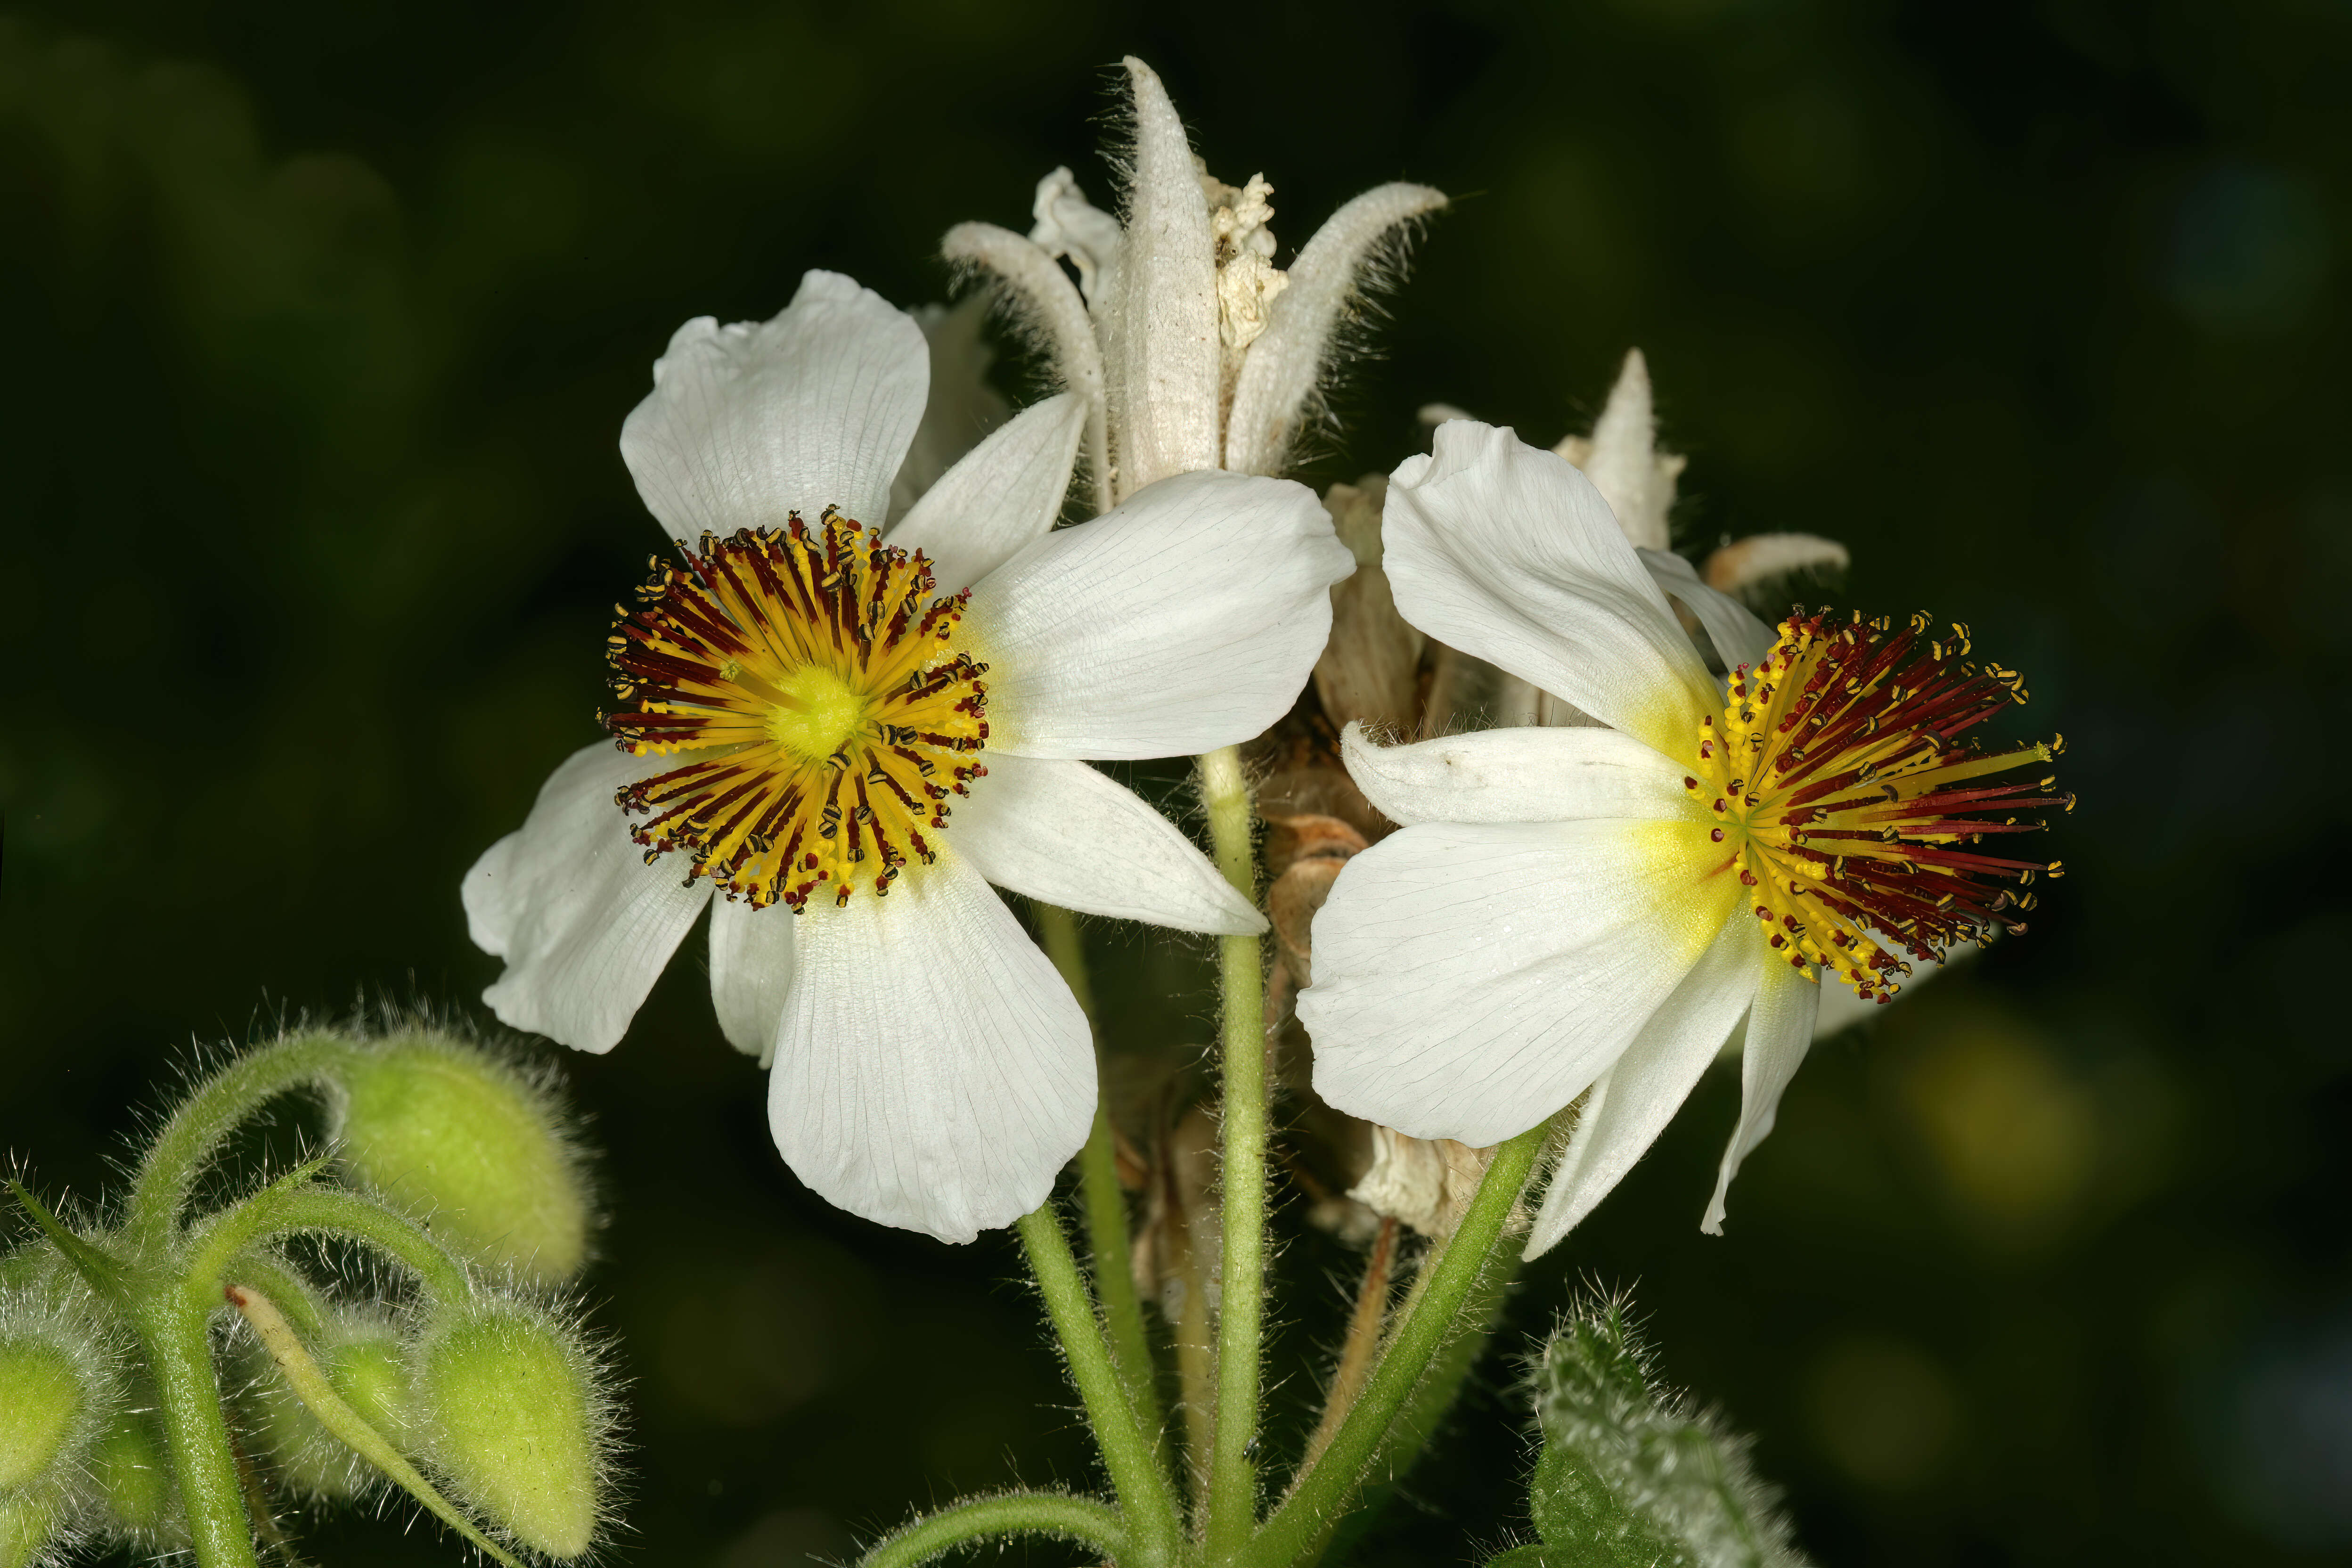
[1522,914,1761,1259]
[942,220,1112,516]
[620,270,927,541]
[465,743,711,1054]
[1339,720,1697,829]
[886,296,1012,523]
[709,897,797,1066]
[1384,421,1717,759]
[1299,815,1740,1149]
[951,751,1262,935]
[1702,949,1823,1233]
[888,393,1084,594]
[1223,182,1447,477]
[1639,547,1775,672]
[968,468,1353,760]
[1027,167,1124,310]
[767,853,1093,1243]
[1109,57,1219,494]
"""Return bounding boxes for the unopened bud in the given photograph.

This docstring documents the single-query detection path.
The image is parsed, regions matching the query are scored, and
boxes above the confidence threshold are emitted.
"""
[244,1313,412,1499]
[414,1299,605,1560]
[0,1497,60,1568]
[328,1031,590,1283]
[0,1340,83,1495]
[89,1407,173,1537]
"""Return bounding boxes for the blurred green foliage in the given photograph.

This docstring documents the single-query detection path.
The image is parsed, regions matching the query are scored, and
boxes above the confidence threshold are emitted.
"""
[2,1,2348,1564]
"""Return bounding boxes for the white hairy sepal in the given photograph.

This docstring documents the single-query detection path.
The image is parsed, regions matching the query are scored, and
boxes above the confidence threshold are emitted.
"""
[0,1268,127,1563]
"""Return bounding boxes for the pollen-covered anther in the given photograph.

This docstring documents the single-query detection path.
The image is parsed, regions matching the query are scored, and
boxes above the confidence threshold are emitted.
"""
[1690,608,2066,1000]
[603,510,988,911]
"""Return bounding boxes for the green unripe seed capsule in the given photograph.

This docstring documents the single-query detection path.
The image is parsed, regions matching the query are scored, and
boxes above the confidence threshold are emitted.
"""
[417,1302,600,1560]
[246,1321,415,1499]
[0,1496,58,1568]
[330,1033,589,1283]
[90,1409,172,1535]
[0,1339,83,1494]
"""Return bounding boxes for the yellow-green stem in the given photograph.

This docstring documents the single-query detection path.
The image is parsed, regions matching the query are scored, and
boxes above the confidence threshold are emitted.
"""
[1199,743,1266,1563]
[857,1491,1128,1568]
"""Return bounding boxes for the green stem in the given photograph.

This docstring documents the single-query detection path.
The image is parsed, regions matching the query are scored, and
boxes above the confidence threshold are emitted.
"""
[126,1032,359,1248]
[1015,1205,1180,1567]
[1199,743,1265,1563]
[1038,902,1162,1438]
[184,1184,471,1305]
[857,1492,1129,1568]
[1245,1123,1548,1568]
[138,1285,258,1568]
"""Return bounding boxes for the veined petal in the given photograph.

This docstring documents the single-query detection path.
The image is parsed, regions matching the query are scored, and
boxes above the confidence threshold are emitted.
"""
[710,896,797,1067]
[1340,720,1697,828]
[767,851,1093,1243]
[1703,944,1823,1234]
[466,743,711,1054]
[1523,912,1761,1259]
[942,220,1112,516]
[952,752,1262,936]
[1111,57,1219,494]
[1639,547,1775,672]
[890,393,1085,594]
[1224,181,1447,477]
[620,270,927,542]
[1300,814,1739,1148]
[1384,421,1716,757]
[968,468,1352,760]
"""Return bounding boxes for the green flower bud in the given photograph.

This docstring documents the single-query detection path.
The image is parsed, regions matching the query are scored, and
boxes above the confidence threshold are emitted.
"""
[414,1299,607,1560]
[0,1341,82,1495]
[242,1312,414,1500]
[0,1496,60,1568]
[328,1031,590,1283]
[88,1408,173,1537]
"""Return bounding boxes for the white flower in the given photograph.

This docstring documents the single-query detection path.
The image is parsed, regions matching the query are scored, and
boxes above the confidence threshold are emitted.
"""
[464,270,1354,1243]
[1297,421,2066,1256]
[940,57,1446,505]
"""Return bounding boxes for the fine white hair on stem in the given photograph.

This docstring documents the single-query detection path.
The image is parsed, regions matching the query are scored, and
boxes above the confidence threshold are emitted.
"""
[940,220,1112,516]
[1224,181,1449,477]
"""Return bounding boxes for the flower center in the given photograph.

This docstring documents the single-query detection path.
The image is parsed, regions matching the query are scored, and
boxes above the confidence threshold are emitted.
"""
[603,511,989,911]
[1683,610,2070,1003]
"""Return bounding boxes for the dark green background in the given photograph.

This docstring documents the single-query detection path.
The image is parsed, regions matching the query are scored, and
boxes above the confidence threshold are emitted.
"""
[4,1,2348,1563]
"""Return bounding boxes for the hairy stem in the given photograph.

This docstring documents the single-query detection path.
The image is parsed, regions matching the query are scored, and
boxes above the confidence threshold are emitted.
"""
[1015,1205,1181,1567]
[138,1285,257,1568]
[184,1182,472,1305]
[1300,1217,1398,1471]
[1199,743,1267,1563]
[1039,902,1163,1438]
[1247,1123,1547,1568]
[224,1283,524,1568]
[856,1492,1129,1568]
[126,1033,360,1248]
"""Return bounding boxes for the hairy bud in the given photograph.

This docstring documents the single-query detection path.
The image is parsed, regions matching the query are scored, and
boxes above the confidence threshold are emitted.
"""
[413,1298,607,1560]
[328,1031,590,1283]
[88,1407,173,1539]
[0,1280,123,1568]
[0,1497,61,1568]
[242,1311,412,1500]
[1513,1296,1810,1568]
